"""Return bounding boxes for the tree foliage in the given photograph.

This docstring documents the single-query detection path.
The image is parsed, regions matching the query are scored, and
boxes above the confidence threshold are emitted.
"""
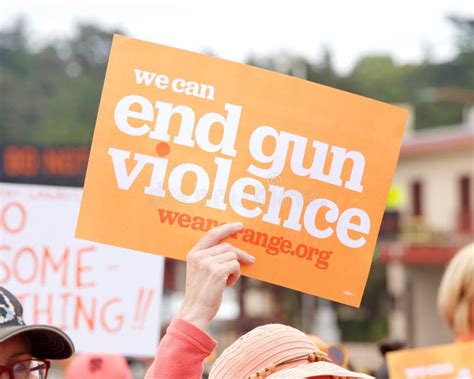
[0,17,472,145]
[0,20,121,145]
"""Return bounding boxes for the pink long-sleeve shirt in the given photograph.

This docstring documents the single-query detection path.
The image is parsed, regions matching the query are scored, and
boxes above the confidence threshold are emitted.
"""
[145,318,217,379]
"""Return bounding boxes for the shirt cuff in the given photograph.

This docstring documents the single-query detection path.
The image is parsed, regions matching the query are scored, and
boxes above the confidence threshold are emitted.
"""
[170,318,217,353]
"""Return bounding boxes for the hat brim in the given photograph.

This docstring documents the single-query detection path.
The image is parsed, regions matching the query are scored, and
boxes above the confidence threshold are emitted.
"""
[0,324,75,359]
[267,361,374,379]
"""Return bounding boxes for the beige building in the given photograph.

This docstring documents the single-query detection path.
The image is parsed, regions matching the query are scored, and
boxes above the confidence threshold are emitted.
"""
[380,106,474,347]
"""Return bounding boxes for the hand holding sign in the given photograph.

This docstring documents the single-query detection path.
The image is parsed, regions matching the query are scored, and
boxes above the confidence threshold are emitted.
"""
[177,223,255,330]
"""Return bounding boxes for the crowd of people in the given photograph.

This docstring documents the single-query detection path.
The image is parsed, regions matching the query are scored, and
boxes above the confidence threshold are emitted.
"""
[1,222,472,378]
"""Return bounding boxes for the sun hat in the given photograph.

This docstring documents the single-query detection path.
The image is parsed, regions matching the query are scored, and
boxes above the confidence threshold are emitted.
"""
[0,286,74,359]
[209,324,373,379]
[65,353,133,379]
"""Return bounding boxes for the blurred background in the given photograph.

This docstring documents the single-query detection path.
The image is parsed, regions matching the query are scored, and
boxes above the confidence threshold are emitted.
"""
[1,0,473,377]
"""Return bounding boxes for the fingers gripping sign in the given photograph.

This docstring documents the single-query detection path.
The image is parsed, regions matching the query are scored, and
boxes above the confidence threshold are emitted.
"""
[177,223,255,330]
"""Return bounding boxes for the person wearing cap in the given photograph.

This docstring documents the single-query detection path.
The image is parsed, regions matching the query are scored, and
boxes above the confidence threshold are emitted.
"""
[0,286,74,379]
[145,222,373,379]
[65,353,133,379]
[437,243,474,342]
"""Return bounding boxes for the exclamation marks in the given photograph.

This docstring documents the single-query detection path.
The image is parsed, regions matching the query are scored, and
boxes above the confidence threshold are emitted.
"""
[133,288,155,330]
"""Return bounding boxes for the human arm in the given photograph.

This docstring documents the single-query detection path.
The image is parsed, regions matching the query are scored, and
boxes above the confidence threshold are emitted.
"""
[144,318,217,379]
[145,222,255,379]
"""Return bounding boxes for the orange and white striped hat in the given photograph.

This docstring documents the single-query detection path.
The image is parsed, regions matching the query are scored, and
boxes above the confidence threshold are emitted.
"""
[209,324,373,379]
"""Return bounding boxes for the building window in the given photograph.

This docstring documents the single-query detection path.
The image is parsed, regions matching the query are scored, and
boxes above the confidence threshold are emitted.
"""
[411,181,423,217]
[460,176,471,212]
[459,176,472,232]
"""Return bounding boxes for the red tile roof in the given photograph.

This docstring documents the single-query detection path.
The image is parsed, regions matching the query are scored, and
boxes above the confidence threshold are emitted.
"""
[400,126,474,157]
[379,243,461,264]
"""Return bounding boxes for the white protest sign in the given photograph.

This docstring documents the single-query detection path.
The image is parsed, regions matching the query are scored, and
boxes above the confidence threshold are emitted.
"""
[0,182,164,357]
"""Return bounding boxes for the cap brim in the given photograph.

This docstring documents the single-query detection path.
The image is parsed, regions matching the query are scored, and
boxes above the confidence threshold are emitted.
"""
[267,361,374,379]
[0,324,75,359]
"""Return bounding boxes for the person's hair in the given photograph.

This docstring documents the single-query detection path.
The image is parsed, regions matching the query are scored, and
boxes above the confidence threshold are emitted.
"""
[437,243,474,337]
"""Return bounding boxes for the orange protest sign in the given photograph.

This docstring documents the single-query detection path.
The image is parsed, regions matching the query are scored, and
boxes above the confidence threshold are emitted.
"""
[387,342,474,379]
[76,34,407,306]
